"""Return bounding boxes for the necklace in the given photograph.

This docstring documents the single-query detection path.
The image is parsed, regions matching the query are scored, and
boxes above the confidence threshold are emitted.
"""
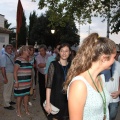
[88,70,107,120]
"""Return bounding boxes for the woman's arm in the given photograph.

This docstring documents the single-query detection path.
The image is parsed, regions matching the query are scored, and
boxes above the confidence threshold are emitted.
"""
[68,80,87,120]
[45,88,52,114]
[44,62,54,114]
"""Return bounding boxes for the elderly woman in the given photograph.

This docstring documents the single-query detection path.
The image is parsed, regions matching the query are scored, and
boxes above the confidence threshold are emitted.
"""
[14,46,32,117]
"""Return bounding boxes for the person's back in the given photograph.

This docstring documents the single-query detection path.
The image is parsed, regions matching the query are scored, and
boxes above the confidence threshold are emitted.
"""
[1,45,5,55]
[67,75,110,120]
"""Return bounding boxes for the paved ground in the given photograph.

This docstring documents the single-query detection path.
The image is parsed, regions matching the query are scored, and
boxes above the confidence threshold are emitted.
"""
[0,71,120,120]
[0,72,47,120]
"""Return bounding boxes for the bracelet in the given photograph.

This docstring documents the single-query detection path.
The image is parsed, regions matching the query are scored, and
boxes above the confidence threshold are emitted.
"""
[14,81,18,83]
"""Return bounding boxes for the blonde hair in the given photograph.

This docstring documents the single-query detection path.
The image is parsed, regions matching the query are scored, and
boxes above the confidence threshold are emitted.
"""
[19,45,29,55]
[63,33,116,92]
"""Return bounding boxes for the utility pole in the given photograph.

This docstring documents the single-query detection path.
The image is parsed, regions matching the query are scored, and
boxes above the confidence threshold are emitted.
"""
[107,5,110,38]
[78,20,80,42]
[88,25,91,35]
[107,15,110,38]
[106,0,110,38]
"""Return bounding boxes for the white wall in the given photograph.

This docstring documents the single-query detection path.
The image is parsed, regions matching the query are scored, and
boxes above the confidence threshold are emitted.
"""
[0,33,9,50]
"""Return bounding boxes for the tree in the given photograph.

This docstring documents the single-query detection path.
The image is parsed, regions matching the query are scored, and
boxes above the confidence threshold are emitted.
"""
[29,14,50,45]
[4,20,11,29]
[38,0,120,34]
[28,11,37,42]
[18,12,27,47]
[29,11,79,47]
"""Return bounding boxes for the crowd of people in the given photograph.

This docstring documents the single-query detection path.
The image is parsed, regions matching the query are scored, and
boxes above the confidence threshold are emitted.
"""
[0,32,120,120]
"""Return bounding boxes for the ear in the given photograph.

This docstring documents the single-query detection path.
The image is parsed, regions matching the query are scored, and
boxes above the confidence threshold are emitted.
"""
[100,54,109,63]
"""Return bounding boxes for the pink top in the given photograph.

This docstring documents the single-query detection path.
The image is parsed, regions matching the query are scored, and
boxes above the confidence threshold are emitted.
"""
[36,53,51,74]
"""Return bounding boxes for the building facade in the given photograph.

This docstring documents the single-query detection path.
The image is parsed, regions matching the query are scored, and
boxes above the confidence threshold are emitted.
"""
[0,14,10,50]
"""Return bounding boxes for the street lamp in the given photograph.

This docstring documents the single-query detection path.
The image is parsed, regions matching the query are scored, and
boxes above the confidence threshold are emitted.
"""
[51,29,55,34]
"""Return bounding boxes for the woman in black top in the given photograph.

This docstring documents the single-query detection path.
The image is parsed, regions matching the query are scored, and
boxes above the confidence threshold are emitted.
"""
[45,43,71,120]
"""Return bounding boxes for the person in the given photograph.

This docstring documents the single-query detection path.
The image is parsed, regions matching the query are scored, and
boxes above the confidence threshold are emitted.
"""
[1,45,5,55]
[36,44,51,109]
[101,60,120,120]
[45,43,71,120]
[14,46,33,117]
[44,44,60,75]
[1,44,15,110]
[63,33,116,120]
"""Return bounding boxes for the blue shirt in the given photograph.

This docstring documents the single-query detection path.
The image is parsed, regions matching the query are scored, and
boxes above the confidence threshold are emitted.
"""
[44,54,56,74]
[1,52,14,73]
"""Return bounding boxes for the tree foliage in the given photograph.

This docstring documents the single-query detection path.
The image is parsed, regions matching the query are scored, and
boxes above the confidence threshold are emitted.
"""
[38,0,120,34]
[4,20,11,29]
[29,12,79,47]
[29,11,37,39]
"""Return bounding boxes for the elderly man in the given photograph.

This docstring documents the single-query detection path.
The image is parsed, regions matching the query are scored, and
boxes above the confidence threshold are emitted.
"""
[1,44,15,110]
[36,44,51,108]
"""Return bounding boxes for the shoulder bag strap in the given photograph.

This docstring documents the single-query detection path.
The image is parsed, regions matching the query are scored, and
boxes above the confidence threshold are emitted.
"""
[5,53,14,65]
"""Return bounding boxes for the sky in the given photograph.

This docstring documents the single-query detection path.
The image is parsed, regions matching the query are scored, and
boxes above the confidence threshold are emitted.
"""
[0,0,120,44]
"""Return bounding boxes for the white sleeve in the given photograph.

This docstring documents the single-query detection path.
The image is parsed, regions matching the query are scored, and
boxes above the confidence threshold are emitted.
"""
[118,55,120,63]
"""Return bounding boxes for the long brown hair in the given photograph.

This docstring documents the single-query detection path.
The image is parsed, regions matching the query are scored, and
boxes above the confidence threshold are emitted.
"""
[63,33,116,92]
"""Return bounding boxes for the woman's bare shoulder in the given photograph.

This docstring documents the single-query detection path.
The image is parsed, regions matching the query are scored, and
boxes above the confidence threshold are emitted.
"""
[69,78,87,94]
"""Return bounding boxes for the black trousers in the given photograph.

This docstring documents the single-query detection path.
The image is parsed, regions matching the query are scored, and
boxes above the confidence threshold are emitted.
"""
[38,72,46,108]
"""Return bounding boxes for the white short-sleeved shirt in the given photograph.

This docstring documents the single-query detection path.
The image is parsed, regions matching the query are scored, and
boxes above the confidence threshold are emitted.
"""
[102,61,120,103]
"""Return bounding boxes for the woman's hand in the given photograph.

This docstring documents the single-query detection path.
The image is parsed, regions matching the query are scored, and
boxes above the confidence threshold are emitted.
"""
[14,82,19,88]
[44,103,51,115]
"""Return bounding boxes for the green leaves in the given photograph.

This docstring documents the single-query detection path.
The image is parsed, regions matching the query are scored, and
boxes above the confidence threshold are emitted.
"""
[38,0,120,34]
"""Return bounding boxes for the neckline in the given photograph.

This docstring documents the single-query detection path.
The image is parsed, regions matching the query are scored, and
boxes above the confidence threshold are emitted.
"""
[58,61,68,67]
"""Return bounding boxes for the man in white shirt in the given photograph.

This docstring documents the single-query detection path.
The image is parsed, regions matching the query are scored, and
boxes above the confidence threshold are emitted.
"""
[102,60,120,120]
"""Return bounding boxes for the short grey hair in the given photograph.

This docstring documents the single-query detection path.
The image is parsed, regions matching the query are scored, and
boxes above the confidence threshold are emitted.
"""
[5,44,13,49]
[39,44,47,51]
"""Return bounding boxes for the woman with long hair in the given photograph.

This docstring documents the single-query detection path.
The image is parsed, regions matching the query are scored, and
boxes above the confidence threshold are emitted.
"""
[64,33,116,120]
[14,46,32,117]
[45,43,71,120]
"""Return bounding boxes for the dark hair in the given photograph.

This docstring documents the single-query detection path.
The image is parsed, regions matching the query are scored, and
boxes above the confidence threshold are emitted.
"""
[5,44,12,49]
[39,44,47,51]
[56,43,71,62]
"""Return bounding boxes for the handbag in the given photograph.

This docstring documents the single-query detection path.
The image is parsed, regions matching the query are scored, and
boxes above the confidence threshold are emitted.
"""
[43,100,60,115]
